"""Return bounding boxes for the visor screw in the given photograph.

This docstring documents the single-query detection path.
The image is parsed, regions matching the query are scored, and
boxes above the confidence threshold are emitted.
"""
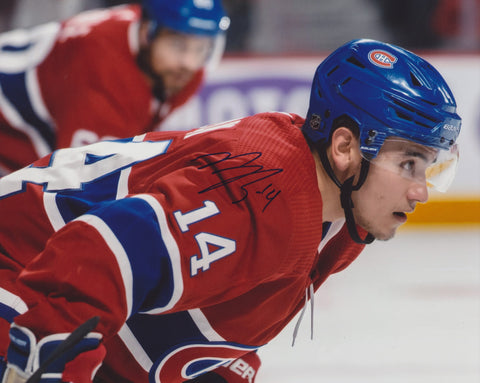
[449,139,455,146]
[365,130,377,145]
[440,137,445,143]
[310,114,322,130]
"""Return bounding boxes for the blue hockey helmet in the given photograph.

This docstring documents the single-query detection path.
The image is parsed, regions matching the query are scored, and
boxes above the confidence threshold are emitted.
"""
[142,0,230,37]
[303,39,461,159]
[303,39,462,245]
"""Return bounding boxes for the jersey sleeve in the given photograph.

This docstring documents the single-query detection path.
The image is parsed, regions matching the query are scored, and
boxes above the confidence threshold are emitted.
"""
[12,197,173,340]
[12,152,294,344]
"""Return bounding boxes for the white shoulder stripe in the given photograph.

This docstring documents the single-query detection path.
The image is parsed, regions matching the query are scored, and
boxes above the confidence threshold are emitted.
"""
[118,324,153,372]
[134,194,184,314]
[75,214,133,318]
[188,308,225,342]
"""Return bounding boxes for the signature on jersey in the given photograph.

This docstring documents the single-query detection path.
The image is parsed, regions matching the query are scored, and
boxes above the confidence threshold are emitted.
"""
[193,152,283,212]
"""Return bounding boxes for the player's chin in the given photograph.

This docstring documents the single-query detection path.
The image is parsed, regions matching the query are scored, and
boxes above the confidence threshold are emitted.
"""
[372,221,403,241]
[362,217,403,241]
[166,72,193,89]
[164,80,189,97]
[372,229,397,241]
[355,213,401,242]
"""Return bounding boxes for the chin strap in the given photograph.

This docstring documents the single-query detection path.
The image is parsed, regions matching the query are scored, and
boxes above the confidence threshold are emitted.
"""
[318,144,375,245]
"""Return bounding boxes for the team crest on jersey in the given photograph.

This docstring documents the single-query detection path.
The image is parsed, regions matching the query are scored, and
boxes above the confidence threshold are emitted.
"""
[152,342,258,383]
[368,50,398,69]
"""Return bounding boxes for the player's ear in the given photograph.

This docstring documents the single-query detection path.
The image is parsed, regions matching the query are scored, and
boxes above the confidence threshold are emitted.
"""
[329,127,361,176]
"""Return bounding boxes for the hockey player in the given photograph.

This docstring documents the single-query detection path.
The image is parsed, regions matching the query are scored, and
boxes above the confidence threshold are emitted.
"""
[0,39,461,383]
[0,0,230,175]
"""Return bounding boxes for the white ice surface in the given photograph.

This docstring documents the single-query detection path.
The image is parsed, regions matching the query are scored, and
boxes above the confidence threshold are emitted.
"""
[256,227,480,383]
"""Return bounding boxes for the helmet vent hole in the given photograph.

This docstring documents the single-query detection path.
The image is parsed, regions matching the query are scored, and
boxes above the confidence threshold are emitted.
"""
[346,56,366,69]
[327,65,340,76]
[416,121,432,129]
[392,98,415,113]
[394,110,413,122]
[421,99,438,106]
[417,110,439,124]
[410,72,422,87]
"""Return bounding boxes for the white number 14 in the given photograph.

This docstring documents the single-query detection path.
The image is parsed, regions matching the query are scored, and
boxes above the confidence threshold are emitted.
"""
[173,201,236,276]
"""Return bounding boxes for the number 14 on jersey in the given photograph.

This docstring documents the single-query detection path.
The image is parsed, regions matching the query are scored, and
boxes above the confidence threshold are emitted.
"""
[174,201,237,277]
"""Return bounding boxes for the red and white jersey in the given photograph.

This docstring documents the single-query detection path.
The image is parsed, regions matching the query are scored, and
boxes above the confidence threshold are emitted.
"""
[0,112,366,382]
[0,4,203,175]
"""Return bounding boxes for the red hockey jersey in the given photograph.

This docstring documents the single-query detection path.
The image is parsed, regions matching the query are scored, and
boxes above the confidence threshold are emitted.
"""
[0,112,365,382]
[0,4,203,175]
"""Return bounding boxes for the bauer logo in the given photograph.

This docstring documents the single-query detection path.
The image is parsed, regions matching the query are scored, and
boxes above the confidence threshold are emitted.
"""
[443,123,460,132]
[368,50,398,69]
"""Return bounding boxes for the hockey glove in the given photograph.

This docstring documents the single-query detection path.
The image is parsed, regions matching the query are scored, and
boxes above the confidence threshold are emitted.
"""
[2,323,105,383]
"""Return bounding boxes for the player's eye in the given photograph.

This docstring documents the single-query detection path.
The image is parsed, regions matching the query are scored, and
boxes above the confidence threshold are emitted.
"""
[400,159,416,175]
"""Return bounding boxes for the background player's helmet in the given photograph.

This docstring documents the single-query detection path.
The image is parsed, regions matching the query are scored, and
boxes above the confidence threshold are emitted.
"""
[303,39,461,158]
[142,0,230,37]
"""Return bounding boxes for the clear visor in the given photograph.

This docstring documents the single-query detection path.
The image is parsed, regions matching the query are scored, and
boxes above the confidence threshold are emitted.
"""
[148,26,226,72]
[205,33,227,72]
[364,138,459,193]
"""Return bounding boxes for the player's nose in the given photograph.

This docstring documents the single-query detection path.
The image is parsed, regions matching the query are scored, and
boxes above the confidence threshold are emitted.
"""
[407,180,429,204]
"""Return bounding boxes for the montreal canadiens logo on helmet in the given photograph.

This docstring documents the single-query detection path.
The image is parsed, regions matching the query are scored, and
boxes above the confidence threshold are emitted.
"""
[368,50,398,69]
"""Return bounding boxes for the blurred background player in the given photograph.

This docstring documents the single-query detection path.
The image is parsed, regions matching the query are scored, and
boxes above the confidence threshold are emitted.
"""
[0,0,230,175]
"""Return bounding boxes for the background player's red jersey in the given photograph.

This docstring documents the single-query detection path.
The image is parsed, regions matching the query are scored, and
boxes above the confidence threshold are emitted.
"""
[0,4,203,175]
[0,112,365,382]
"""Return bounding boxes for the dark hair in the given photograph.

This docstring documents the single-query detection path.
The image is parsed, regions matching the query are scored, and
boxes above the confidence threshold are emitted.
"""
[330,115,360,141]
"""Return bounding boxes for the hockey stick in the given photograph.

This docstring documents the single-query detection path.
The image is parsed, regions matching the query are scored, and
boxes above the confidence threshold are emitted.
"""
[25,316,100,383]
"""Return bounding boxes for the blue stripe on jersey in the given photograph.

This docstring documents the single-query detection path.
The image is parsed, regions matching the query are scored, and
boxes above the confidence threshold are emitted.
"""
[126,311,208,359]
[55,172,123,224]
[0,72,54,149]
[90,197,176,314]
[125,311,259,381]
[0,302,20,323]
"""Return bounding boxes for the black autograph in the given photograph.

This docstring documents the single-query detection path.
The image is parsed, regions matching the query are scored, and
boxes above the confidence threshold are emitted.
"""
[193,152,283,212]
